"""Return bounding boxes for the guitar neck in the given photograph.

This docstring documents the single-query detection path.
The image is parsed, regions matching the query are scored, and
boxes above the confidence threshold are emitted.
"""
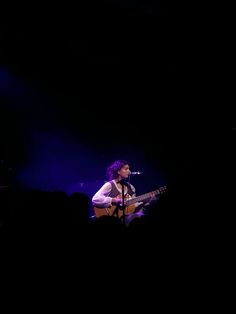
[126,189,160,206]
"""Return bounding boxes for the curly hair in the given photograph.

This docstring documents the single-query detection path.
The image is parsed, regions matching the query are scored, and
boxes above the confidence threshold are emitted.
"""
[106,159,130,181]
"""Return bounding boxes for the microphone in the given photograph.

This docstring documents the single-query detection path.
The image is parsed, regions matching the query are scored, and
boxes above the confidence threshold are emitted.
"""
[129,171,143,175]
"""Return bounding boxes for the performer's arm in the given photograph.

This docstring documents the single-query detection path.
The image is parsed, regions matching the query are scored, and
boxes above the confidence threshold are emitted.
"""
[92,182,122,207]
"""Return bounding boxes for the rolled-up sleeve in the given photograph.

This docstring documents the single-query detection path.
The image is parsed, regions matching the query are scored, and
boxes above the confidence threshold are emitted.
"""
[92,182,112,207]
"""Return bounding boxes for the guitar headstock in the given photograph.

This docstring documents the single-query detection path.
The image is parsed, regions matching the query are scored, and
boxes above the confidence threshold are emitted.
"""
[158,185,167,194]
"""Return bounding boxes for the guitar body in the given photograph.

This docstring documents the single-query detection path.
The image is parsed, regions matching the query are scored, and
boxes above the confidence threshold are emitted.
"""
[93,204,136,219]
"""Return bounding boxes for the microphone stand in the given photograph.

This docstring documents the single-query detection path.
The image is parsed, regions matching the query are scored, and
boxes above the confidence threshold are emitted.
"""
[119,179,126,225]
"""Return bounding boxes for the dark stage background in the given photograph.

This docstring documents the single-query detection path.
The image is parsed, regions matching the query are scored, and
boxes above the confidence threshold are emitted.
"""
[0,1,210,217]
[0,6,219,303]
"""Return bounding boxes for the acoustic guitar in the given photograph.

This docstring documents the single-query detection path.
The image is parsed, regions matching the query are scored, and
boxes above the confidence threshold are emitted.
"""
[93,186,167,219]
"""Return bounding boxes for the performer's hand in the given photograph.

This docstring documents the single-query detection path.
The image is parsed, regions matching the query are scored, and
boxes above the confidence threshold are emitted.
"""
[112,197,122,205]
[144,193,157,207]
[149,192,157,202]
